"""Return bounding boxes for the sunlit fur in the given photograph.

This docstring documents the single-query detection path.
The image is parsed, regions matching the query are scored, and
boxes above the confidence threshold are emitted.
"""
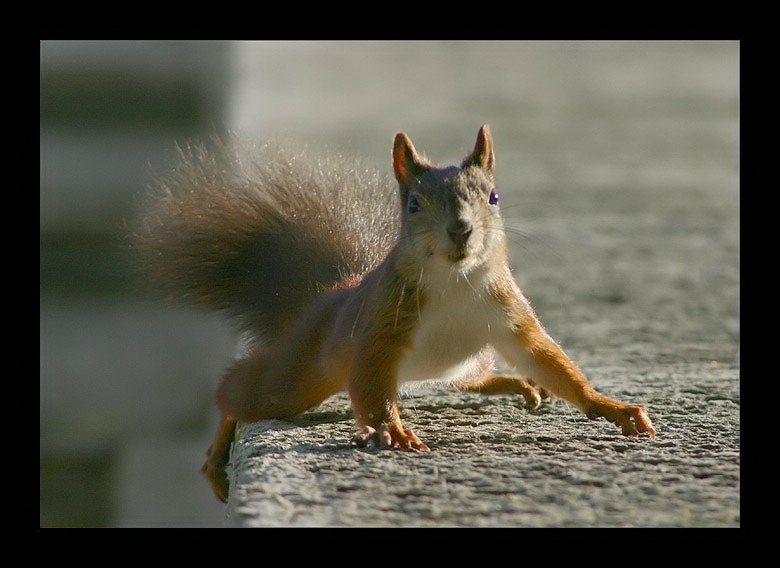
[137,125,655,503]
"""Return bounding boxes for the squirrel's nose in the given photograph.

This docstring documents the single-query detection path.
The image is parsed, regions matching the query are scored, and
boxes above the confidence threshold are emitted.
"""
[447,220,473,247]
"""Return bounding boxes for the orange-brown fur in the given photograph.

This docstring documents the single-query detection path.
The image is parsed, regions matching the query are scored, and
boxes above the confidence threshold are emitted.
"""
[142,126,654,502]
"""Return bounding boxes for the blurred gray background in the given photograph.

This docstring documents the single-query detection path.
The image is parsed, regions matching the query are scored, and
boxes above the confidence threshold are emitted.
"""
[39,40,739,527]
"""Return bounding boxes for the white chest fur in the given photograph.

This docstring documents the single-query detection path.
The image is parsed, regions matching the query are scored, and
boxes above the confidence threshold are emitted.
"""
[397,267,509,384]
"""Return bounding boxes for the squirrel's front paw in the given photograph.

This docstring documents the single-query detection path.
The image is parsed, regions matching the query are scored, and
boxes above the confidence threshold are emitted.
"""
[352,424,430,451]
[585,396,656,437]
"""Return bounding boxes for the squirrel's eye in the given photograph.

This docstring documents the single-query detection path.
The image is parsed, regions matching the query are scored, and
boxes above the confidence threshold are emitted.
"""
[488,190,499,206]
[407,194,421,213]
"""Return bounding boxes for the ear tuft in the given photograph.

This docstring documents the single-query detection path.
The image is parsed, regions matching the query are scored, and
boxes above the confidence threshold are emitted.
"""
[462,124,495,175]
[393,132,428,184]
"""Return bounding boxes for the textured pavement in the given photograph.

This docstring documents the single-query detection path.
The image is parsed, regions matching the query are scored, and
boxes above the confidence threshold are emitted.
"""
[128,41,741,527]
[221,106,739,528]
[227,369,738,527]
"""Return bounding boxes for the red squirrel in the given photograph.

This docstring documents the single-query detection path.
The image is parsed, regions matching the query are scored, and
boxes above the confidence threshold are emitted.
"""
[138,125,654,502]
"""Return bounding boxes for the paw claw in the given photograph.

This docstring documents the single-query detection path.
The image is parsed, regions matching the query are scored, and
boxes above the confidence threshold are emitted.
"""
[351,425,378,447]
[586,398,655,437]
[352,424,429,451]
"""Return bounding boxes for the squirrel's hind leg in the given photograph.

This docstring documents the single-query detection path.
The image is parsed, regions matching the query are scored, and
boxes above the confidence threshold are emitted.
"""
[216,345,345,422]
[203,345,345,502]
[456,375,551,409]
[202,414,237,502]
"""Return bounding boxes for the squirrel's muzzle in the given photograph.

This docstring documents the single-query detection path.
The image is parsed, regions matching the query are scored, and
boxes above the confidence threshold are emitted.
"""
[446,219,474,262]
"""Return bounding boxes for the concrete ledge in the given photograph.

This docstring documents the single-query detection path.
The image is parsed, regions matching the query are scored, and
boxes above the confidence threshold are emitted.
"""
[224,370,739,528]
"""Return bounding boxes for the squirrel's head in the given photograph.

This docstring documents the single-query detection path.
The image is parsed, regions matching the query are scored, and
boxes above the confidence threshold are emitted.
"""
[392,124,506,279]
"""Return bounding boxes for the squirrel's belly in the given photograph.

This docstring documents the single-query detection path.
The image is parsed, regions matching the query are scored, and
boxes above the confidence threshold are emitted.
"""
[396,297,504,384]
[397,348,493,384]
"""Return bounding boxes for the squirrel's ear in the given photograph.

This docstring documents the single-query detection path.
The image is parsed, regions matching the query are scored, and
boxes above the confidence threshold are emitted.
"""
[393,132,428,185]
[462,124,495,175]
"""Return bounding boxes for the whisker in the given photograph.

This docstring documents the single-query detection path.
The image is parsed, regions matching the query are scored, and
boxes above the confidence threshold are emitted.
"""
[502,224,565,263]
[394,282,406,329]
[461,269,482,299]
[350,297,366,338]
[416,266,424,320]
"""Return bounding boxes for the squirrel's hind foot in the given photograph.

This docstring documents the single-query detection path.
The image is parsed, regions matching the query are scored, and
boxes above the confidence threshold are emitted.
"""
[202,457,230,503]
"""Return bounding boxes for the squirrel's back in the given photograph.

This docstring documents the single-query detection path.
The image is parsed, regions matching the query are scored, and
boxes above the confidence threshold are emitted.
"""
[135,136,400,341]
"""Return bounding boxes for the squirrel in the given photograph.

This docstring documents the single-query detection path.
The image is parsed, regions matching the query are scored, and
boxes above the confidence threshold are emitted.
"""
[137,124,655,502]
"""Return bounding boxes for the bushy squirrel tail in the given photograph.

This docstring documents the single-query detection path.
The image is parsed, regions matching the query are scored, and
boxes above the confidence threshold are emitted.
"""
[135,136,400,341]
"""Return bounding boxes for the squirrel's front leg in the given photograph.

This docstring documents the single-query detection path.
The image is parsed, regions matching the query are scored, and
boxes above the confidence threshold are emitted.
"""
[348,343,430,451]
[496,309,655,437]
